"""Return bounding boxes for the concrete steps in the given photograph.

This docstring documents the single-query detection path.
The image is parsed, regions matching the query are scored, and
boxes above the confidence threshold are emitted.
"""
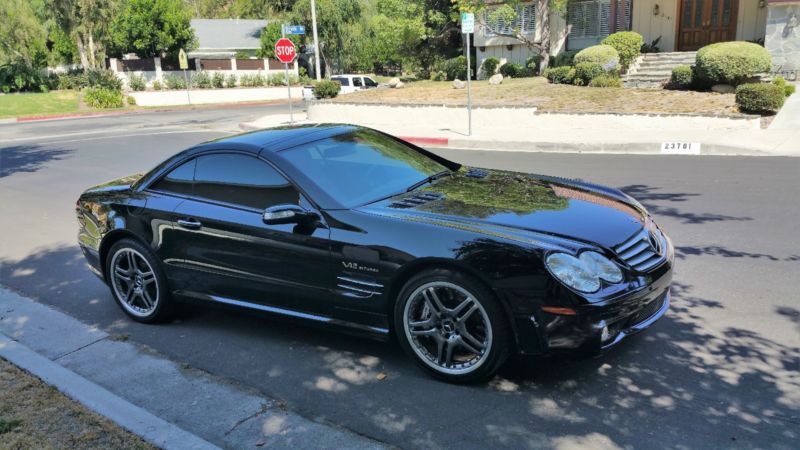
[624,51,697,88]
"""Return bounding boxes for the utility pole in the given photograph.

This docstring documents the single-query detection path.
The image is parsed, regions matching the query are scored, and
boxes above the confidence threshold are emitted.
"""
[311,0,322,81]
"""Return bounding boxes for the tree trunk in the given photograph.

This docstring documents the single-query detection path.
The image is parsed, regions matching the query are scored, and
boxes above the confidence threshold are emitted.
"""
[538,0,551,72]
[88,33,97,69]
[77,38,89,70]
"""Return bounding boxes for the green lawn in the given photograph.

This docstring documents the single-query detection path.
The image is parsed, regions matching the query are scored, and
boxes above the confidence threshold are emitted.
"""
[0,91,80,119]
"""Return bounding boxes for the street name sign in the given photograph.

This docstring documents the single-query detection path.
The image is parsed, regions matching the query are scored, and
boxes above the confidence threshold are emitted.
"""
[284,25,306,35]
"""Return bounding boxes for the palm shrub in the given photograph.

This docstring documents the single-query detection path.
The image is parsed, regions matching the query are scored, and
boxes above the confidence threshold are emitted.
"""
[735,83,784,113]
[128,73,146,91]
[499,63,525,78]
[574,45,620,71]
[670,65,693,89]
[481,57,500,77]
[85,87,124,108]
[574,62,605,85]
[602,31,644,70]
[225,73,237,88]
[313,80,340,99]
[543,66,576,84]
[212,72,224,88]
[695,41,772,86]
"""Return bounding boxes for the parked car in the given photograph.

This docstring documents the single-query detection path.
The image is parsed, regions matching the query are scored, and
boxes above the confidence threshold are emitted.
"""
[76,124,673,383]
[330,74,379,94]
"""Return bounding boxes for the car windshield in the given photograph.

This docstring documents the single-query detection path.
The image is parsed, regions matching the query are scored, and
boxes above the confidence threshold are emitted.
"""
[279,129,448,208]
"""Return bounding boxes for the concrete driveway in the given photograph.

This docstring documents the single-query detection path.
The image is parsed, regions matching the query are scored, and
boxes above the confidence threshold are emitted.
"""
[1,108,798,449]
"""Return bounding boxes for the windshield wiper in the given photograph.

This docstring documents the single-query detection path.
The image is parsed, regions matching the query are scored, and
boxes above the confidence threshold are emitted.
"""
[406,170,451,192]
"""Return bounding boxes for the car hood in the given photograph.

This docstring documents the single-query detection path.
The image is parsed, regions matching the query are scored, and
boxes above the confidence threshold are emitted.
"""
[361,168,647,248]
[83,172,145,194]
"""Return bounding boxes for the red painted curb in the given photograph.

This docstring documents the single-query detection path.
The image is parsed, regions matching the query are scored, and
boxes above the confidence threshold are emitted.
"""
[399,136,449,147]
[16,111,127,122]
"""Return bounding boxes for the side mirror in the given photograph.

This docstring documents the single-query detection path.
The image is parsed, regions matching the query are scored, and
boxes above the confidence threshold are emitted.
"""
[262,205,316,225]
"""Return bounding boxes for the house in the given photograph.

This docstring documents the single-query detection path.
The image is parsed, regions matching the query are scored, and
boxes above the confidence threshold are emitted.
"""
[474,1,797,79]
[188,19,268,58]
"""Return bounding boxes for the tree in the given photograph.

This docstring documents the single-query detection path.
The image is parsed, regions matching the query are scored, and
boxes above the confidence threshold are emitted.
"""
[257,22,301,58]
[109,0,197,58]
[363,0,427,71]
[453,0,571,71]
[52,0,119,69]
[290,0,362,74]
[190,0,295,18]
[0,0,48,69]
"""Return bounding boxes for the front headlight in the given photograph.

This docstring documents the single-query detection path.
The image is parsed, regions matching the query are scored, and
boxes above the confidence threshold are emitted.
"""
[545,251,623,293]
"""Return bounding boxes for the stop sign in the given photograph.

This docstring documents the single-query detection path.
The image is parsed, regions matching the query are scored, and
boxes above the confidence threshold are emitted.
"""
[274,38,296,63]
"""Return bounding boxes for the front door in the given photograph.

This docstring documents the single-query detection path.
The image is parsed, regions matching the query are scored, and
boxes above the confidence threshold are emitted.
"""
[678,0,739,51]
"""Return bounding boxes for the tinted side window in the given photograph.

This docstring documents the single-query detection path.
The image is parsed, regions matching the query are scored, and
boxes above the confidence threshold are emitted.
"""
[364,77,378,87]
[333,77,350,86]
[151,159,195,196]
[193,154,298,209]
[353,77,363,87]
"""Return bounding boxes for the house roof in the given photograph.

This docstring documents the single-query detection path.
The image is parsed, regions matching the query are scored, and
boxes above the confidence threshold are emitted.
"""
[190,19,267,51]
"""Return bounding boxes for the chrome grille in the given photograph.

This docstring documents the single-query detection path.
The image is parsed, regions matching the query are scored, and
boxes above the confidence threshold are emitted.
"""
[613,224,666,272]
[337,276,383,299]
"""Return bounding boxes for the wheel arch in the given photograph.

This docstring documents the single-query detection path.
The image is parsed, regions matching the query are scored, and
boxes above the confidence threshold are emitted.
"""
[386,257,521,352]
[98,230,148,282]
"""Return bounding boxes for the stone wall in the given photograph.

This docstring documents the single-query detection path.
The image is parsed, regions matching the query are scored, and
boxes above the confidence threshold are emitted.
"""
[766,2,800,81]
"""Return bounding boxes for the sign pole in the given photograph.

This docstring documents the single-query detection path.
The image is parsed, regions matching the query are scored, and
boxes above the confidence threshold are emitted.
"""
[179,48,190,105]
[280,26,293,124]
[466,32,472,136]
[311,0,322,81]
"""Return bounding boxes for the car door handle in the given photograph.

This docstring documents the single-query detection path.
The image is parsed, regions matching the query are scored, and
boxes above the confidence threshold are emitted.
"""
[177,218,202,230]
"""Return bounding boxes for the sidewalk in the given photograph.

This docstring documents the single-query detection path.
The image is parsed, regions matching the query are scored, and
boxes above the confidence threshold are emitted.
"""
[0,287,386,450]
[240,98,800,157]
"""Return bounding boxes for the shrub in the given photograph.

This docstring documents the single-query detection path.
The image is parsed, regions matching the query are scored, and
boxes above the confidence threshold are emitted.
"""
[86,68,122,91]
[212,72,224,88]
[442,55,467,80]
[239,73,266,87]
[192,71,212,89]
[525,55,541,75]
[589,74,623,88]
[481,57,500,77]
[695,41,772,86]
[313,79,340,99]
[128,73,146,91]
[735,83,785,113]
[574,62,605,85]
[225,73,237,88]
[499,62,525,78]
[152,79,162,91]
[164,74,186,90]
[126,95,136,105]
[552,50,578,67]
[773,75,796,97]
[0,62,49,93]
[641,36,662,54]
[543,66,576,84]
[429,70,446,81]
[670,65,693,89]
[268,73,299,86]
[574,45,620,71]
[602,31,644,70]
[57,71,88,90]
[85,87,124,108]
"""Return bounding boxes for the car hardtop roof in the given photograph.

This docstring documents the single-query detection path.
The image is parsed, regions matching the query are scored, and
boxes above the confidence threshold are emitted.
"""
[195,123,364,154]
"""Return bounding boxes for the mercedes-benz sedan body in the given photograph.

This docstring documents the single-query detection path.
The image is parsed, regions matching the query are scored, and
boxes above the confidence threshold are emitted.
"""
[76,124,673,382]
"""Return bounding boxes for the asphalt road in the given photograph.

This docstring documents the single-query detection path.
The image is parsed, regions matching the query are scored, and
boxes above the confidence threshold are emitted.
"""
[1,108,798,449]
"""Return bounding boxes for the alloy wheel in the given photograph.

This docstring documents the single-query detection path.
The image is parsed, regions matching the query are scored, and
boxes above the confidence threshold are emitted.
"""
[109,248,159,317]
[402,281,493,375]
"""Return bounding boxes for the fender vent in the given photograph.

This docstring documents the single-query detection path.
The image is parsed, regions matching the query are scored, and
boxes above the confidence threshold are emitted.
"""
[465,168,489,178]
[337,276,384,298]
[390,192,444,208]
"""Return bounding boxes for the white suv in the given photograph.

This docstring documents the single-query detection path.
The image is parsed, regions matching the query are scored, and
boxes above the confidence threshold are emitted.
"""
[330,75,379,94]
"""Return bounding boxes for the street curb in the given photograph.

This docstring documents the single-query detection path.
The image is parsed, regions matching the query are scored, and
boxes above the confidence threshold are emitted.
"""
[0,335,220,450]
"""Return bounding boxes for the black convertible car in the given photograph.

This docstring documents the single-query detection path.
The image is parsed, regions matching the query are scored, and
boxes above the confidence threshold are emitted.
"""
[76,124,673,382]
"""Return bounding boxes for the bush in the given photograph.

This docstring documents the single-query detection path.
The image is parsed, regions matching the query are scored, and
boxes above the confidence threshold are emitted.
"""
[126,95,136,106]
[481,57,500,77]
[313,79,340,99]
[268,73,299,86]
[574,45,620,71]
[212,72,224,88]
[85,87,124,108]
[0,62,50,93]
[225,73,237,88]
[164,74,186,90]
[192,71,212,89]
[57,71,88,90]
[429,70,446,81]
[442,55,467,81]
[543,66,576,84]
[552,50,578,67]
[239,73,266,87]
[641,36,662,54]
[86,69,122,91]
[152,79,162,91]
[574,62,605,85]
[589,74,623,88]
[499,62,525,78]
[128,73,146,91]
[735,83,785,113]
[525,55,541,76]
[602,31,644,70]
[773,76,796,97]
[695,41,772,86]
[670,65,693,89]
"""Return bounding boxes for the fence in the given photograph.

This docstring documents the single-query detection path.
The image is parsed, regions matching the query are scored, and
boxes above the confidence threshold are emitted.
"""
[109,57,299,89]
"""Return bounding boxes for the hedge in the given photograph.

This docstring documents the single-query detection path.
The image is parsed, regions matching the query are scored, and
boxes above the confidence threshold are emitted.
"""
[481,57,500,77]
[499,62,525,78]
[588,74,623,88]
[543,66,575,84]
[574,45,620,71]
[575,62,605,85]
[695,41,772,86]
[313,79,341,99]
[735,83,784,114]
[602,31,644,70]
[670,65,693,89]
[85,87,124,108]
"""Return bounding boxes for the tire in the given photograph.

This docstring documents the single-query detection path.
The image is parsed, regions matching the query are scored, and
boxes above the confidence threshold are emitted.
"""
[105,238,173,323]
[393,268,511,383]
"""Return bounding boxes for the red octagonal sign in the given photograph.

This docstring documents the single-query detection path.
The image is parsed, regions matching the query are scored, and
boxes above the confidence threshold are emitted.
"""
[274,38,296,63]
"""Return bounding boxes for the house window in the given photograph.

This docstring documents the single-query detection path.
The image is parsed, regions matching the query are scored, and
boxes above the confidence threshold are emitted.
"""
[567,0,631,50]
[483,3,536,37]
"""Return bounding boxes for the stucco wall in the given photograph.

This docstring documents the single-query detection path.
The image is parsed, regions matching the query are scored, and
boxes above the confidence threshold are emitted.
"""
[130,87,303,107]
